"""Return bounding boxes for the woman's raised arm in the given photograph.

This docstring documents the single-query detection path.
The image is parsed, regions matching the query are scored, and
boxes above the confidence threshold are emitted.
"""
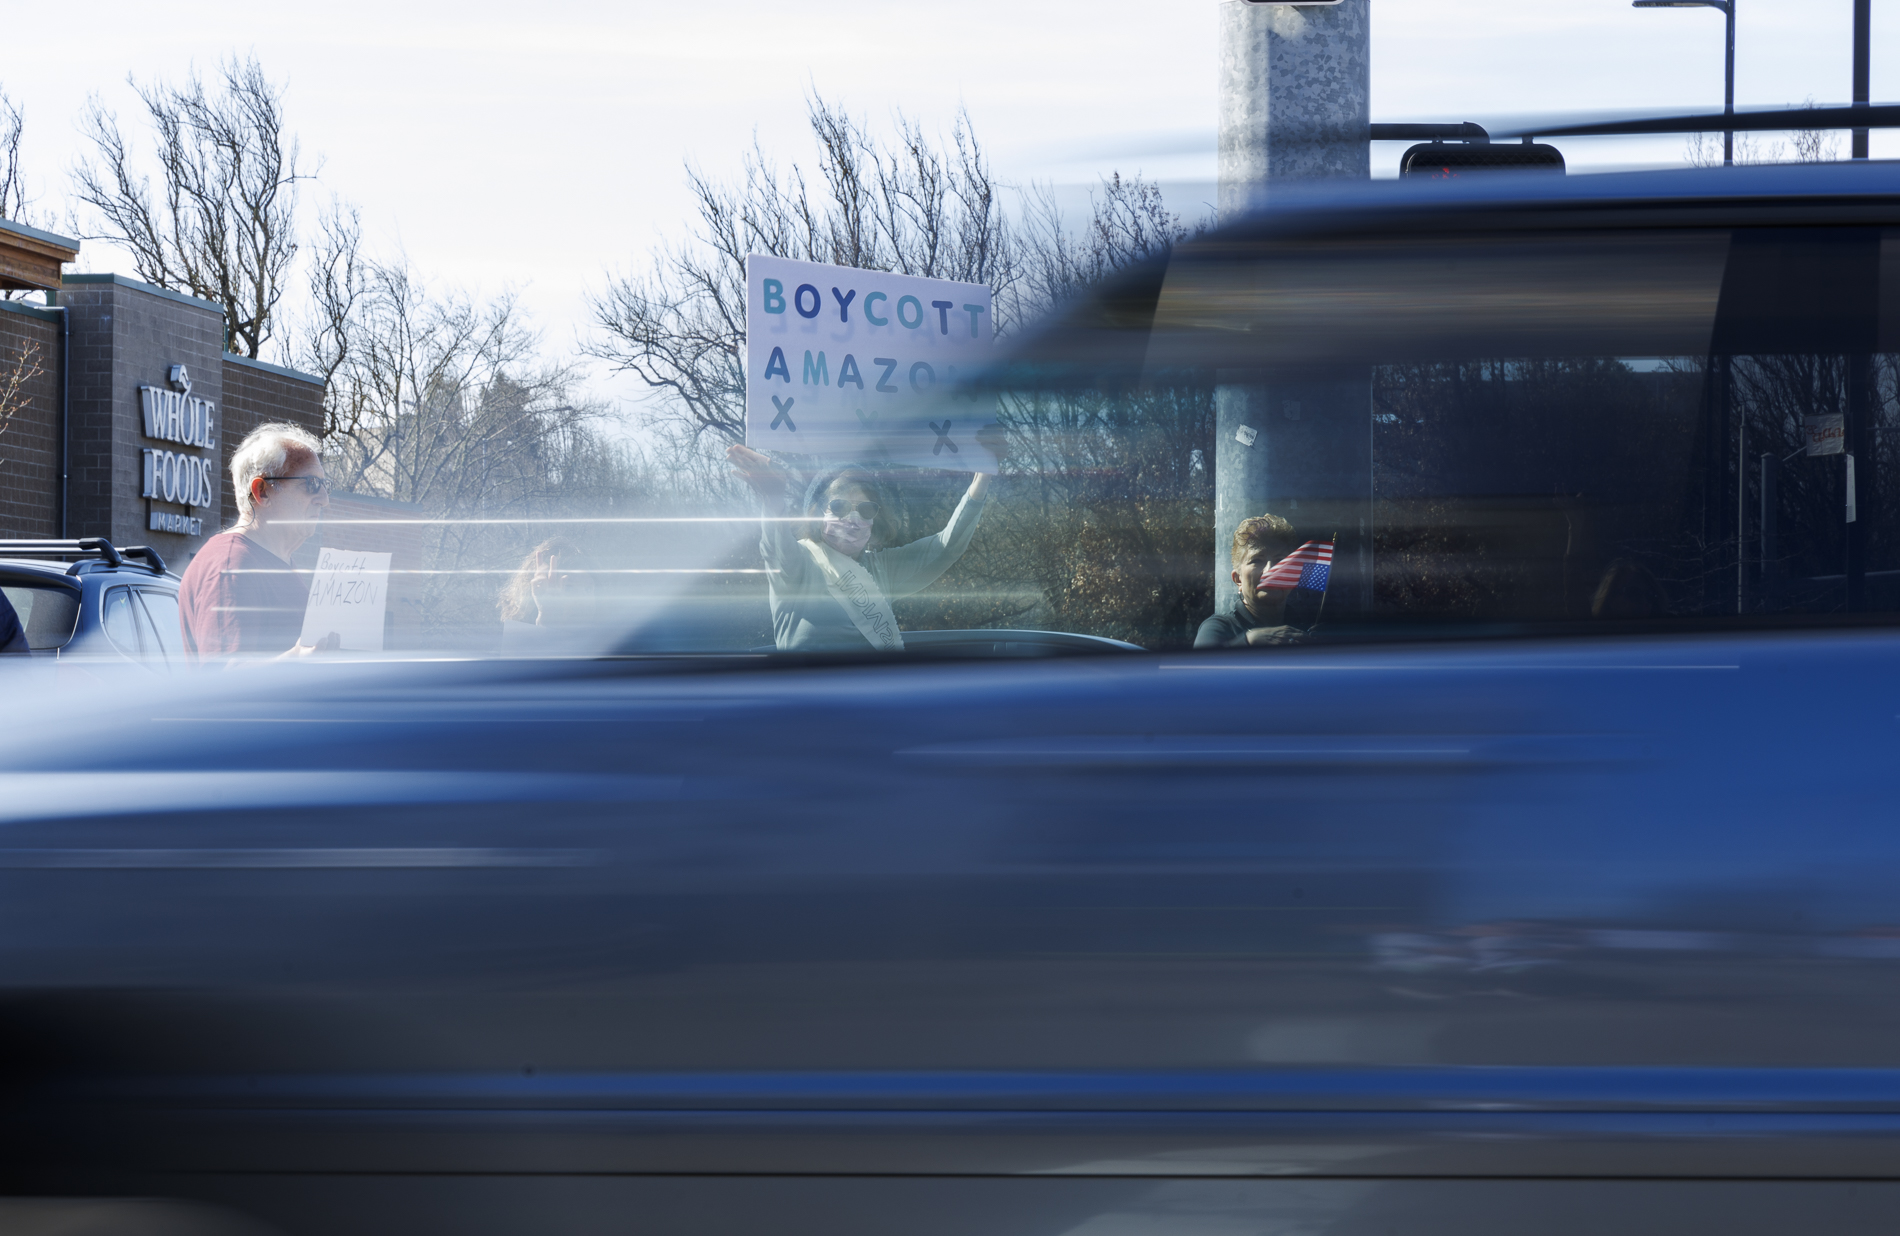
[964,423,1006,501]
[727,443,787,504]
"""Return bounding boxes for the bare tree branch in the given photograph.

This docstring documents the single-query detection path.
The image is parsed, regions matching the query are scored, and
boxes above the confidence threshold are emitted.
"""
[316,257,651,631]
[294,197,365,434]
[70,56,309,358]
[0,86,29,226]
[0,335,44,471]
[0,84,50,303]
[585,95,1024,446]
[584,93,1219,644]
[1790,97,1841,163]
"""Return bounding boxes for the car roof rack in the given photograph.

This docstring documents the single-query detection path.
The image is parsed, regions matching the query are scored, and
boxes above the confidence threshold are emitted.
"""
[1507,101,1900,141]
[0,538,168,576]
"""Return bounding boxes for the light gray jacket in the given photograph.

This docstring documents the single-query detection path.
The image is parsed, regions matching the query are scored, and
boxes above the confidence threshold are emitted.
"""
[760,490,990,651]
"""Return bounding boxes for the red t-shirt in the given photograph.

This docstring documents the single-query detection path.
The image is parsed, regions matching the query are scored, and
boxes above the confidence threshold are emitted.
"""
[178,532,309,661]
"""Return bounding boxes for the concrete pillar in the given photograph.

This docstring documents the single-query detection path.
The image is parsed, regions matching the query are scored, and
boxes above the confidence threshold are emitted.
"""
[1213,0,1372,622]
[1217,0,1371,214]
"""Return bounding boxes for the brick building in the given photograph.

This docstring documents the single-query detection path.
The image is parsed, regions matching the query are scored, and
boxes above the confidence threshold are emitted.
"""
[0,217,326,571]
[2,218,435,645]
[0,293,59,540]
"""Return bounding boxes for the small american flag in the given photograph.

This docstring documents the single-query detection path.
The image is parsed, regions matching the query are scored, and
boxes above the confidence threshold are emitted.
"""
[1259,539,1334,592]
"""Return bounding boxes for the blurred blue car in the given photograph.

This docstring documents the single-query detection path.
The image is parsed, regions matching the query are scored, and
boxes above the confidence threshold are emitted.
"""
[6,161,1900,1236]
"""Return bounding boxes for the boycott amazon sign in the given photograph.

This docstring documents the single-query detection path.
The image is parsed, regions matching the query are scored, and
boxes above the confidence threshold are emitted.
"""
[299,548,392,652]
[745,255,998,472]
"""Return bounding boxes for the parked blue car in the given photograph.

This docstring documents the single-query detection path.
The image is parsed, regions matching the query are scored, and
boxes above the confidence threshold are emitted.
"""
[0,539,181,668]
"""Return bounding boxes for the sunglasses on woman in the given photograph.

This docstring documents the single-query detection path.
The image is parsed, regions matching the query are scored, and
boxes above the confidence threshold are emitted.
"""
[824,499,880,521]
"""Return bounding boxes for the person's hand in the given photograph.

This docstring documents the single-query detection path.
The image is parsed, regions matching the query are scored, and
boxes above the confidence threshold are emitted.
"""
[727,443,787,501]
[1245,624,1303,647]
[530,551,559,624]
[964,423,1007,498]
[974,422,1006,466]
[529,551,589,626]
[278,631,342,658]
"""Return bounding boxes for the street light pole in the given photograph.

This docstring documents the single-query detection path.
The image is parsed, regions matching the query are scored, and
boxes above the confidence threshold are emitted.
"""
[1724,0,1736,163]
[1854,0,1871,159]
[1634,0,1736,166]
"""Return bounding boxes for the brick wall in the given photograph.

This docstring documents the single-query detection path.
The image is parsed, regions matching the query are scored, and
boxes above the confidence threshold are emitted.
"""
[59,275,226,562]
[0,299,59,539]
[5,278,328,570]
[220,353,325,533]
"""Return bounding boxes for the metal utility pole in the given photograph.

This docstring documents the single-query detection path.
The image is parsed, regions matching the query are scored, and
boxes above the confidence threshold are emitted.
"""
[1213,0,1372,619]
[1854,0,1871,159]
[1632,1,1735,166]
[1217,0,1372,214]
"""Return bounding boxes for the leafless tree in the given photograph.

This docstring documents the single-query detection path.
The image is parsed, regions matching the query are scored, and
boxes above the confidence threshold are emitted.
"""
[322,264,596,509]
[0,336,44,471]
[588,96,1221,644]
[294,198,365,432]
[1684,100,1839,168]
[1684,130,1784,167]
[0,85,47,304]
[1682,132,1719,168]
[318,257,644,630]
[0,87,28,226]
[71,56,309,358]
[1013,172,1197,316]
[913,171,1217,640]
[1790,98,1841,163]
[1790,126,1840,163]
[586,95,1021,444]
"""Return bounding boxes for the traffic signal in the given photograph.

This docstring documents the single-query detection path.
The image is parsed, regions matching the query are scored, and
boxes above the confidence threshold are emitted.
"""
[1399,141,1566,177]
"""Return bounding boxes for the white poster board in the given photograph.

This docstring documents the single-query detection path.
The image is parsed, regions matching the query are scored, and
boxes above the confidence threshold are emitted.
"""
[1807,413,1845,456]
[299,548,392,651]
[745,255,998,472]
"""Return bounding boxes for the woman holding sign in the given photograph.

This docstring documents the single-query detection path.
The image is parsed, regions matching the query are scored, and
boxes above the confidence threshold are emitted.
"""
[727,428,1003,652]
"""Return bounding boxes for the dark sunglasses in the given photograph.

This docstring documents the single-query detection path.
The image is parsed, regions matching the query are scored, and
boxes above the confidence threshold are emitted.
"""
[824,499,880,521]
[263,475,333,496]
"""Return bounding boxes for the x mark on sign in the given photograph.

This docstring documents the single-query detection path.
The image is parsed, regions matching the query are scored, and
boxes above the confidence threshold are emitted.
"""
[929,420,958,455]
[771,396,797,432]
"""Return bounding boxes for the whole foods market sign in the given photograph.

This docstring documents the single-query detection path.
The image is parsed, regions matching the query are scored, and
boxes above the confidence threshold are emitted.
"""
[745,255,997,472]
[139,364,218,532]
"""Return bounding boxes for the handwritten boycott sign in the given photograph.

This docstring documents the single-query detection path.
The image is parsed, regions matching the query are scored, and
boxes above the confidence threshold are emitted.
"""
[745,255,998,472]
[300,547,392,651]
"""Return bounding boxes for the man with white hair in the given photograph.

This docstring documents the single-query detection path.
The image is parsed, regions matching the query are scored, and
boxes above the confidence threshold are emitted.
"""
[178,422,337,661]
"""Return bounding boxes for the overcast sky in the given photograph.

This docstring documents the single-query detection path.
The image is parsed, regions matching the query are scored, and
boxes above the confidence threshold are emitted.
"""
[6,0,1894,418]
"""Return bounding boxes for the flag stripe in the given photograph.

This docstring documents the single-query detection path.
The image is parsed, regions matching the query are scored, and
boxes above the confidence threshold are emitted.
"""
[1259,540,1335,591]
